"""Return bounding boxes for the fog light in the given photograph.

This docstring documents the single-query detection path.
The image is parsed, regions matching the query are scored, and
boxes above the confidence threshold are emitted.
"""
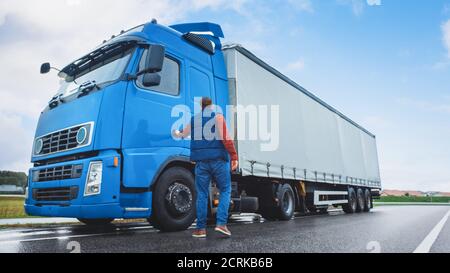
[84,161,102,196]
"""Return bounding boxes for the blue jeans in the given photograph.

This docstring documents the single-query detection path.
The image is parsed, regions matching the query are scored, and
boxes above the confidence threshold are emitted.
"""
[195,160,231,229]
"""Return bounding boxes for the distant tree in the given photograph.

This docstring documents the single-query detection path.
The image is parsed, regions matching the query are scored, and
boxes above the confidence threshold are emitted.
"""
[404,192,410,197]
[0,171,28,188]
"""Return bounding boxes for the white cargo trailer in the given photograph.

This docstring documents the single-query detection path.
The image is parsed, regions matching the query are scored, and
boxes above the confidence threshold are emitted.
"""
[222,45,381,218]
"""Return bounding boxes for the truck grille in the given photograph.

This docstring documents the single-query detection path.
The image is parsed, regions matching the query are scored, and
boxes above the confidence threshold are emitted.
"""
[32,164,83,182]
[42,126,81,154]
[34,122,93,156]
[32,186,79,202]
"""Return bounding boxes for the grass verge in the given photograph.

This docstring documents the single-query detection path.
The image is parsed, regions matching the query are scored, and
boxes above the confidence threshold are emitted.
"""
[374,196,450,203]
[0,196,34,219]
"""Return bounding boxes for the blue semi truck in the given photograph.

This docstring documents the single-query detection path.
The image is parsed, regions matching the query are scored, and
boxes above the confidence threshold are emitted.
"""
[26,20,381,231]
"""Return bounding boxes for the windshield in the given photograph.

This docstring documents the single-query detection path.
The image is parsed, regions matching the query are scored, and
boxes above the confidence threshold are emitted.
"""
[56,46,134,98]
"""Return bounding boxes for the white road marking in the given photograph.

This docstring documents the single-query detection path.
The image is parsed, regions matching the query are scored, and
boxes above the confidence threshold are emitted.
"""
[414,209,450,253]
[0,226,157,244]
[0,233,106,244]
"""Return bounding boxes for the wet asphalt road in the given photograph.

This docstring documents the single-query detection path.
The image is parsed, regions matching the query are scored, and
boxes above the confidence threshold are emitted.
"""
[0,205,449,253]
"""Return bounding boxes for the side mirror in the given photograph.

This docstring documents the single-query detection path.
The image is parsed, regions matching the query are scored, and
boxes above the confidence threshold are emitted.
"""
[138,44,165,75]
[142,73,161,87]
[40,62,51,74]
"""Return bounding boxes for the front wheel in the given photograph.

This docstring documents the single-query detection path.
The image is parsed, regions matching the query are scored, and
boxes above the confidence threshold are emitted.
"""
[150,167,196,232]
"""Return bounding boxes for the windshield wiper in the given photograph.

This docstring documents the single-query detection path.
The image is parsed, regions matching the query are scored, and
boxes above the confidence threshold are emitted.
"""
[48,94,62,109]
[77,80,99,98]
[48,80,99,109]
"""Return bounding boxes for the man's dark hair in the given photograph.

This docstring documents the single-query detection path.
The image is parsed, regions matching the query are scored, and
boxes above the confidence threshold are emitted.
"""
[201,97,212,110]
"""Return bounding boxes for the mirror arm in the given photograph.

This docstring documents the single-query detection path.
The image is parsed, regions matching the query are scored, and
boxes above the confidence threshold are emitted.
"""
[122,71,154,81]
[122,73,138,81]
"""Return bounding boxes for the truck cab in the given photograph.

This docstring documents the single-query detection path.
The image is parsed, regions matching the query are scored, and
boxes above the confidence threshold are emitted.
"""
[26,21,228,231]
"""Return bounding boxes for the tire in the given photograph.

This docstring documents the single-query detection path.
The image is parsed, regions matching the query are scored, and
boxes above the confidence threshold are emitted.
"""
[150,167,196,232]
[356,188,364,213]
[363,189,371,212]
[78,218,114,226]
[342,187,357,214]
[276,183,295,221]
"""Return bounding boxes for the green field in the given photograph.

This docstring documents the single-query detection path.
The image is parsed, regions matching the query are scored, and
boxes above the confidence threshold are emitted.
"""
[0,196,33,219]
[375,195,450,203]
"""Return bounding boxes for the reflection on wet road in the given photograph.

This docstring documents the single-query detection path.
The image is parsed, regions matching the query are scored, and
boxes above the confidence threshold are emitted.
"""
[0,206,449,253]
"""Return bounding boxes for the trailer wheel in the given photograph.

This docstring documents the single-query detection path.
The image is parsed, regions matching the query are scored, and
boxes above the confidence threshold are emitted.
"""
[78,218,114,226]
[363,189,371,212]
[356,188,364,213]
[150,167,196,232]
[342,187,357,214]
[276,183,295,221]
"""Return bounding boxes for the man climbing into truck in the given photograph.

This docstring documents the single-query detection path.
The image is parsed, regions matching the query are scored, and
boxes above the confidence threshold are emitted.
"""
[173,97,238,238]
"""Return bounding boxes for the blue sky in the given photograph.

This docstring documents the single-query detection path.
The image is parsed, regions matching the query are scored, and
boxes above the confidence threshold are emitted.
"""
[0,0,449,191]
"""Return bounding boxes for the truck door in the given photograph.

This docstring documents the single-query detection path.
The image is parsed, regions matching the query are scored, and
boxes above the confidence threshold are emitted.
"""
[187,64,214,115]
[121,48,186,188]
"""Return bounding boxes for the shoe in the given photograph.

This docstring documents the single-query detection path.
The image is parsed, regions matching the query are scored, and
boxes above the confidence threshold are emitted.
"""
[214,225,231,237]
[192,229,207,238]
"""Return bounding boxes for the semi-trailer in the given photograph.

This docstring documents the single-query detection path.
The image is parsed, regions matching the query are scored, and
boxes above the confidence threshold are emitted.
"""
[26,20,381,231]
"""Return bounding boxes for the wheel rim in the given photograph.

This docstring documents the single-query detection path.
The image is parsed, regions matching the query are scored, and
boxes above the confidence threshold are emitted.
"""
[282,191,294,215]
[165,181,193,218]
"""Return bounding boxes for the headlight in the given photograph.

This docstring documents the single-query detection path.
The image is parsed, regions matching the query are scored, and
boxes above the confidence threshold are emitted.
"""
[34,138,43,155]
[84,161,102,196]
[76,126,88,144]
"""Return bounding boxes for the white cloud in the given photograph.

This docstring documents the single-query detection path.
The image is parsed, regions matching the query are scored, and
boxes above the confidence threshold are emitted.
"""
[0,114,33,172]
[0,0,248,172]
[396,97,450,114]
[337,0,380,16]
[288,0,314,13]
[442,19,450,58]
[337,0,365,16]
[287,59,305,71]
[366,0,381,6]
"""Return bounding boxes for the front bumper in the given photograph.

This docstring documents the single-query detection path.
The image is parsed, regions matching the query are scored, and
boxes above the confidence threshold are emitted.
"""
[25,150,124,219]
[24,203,123,219]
